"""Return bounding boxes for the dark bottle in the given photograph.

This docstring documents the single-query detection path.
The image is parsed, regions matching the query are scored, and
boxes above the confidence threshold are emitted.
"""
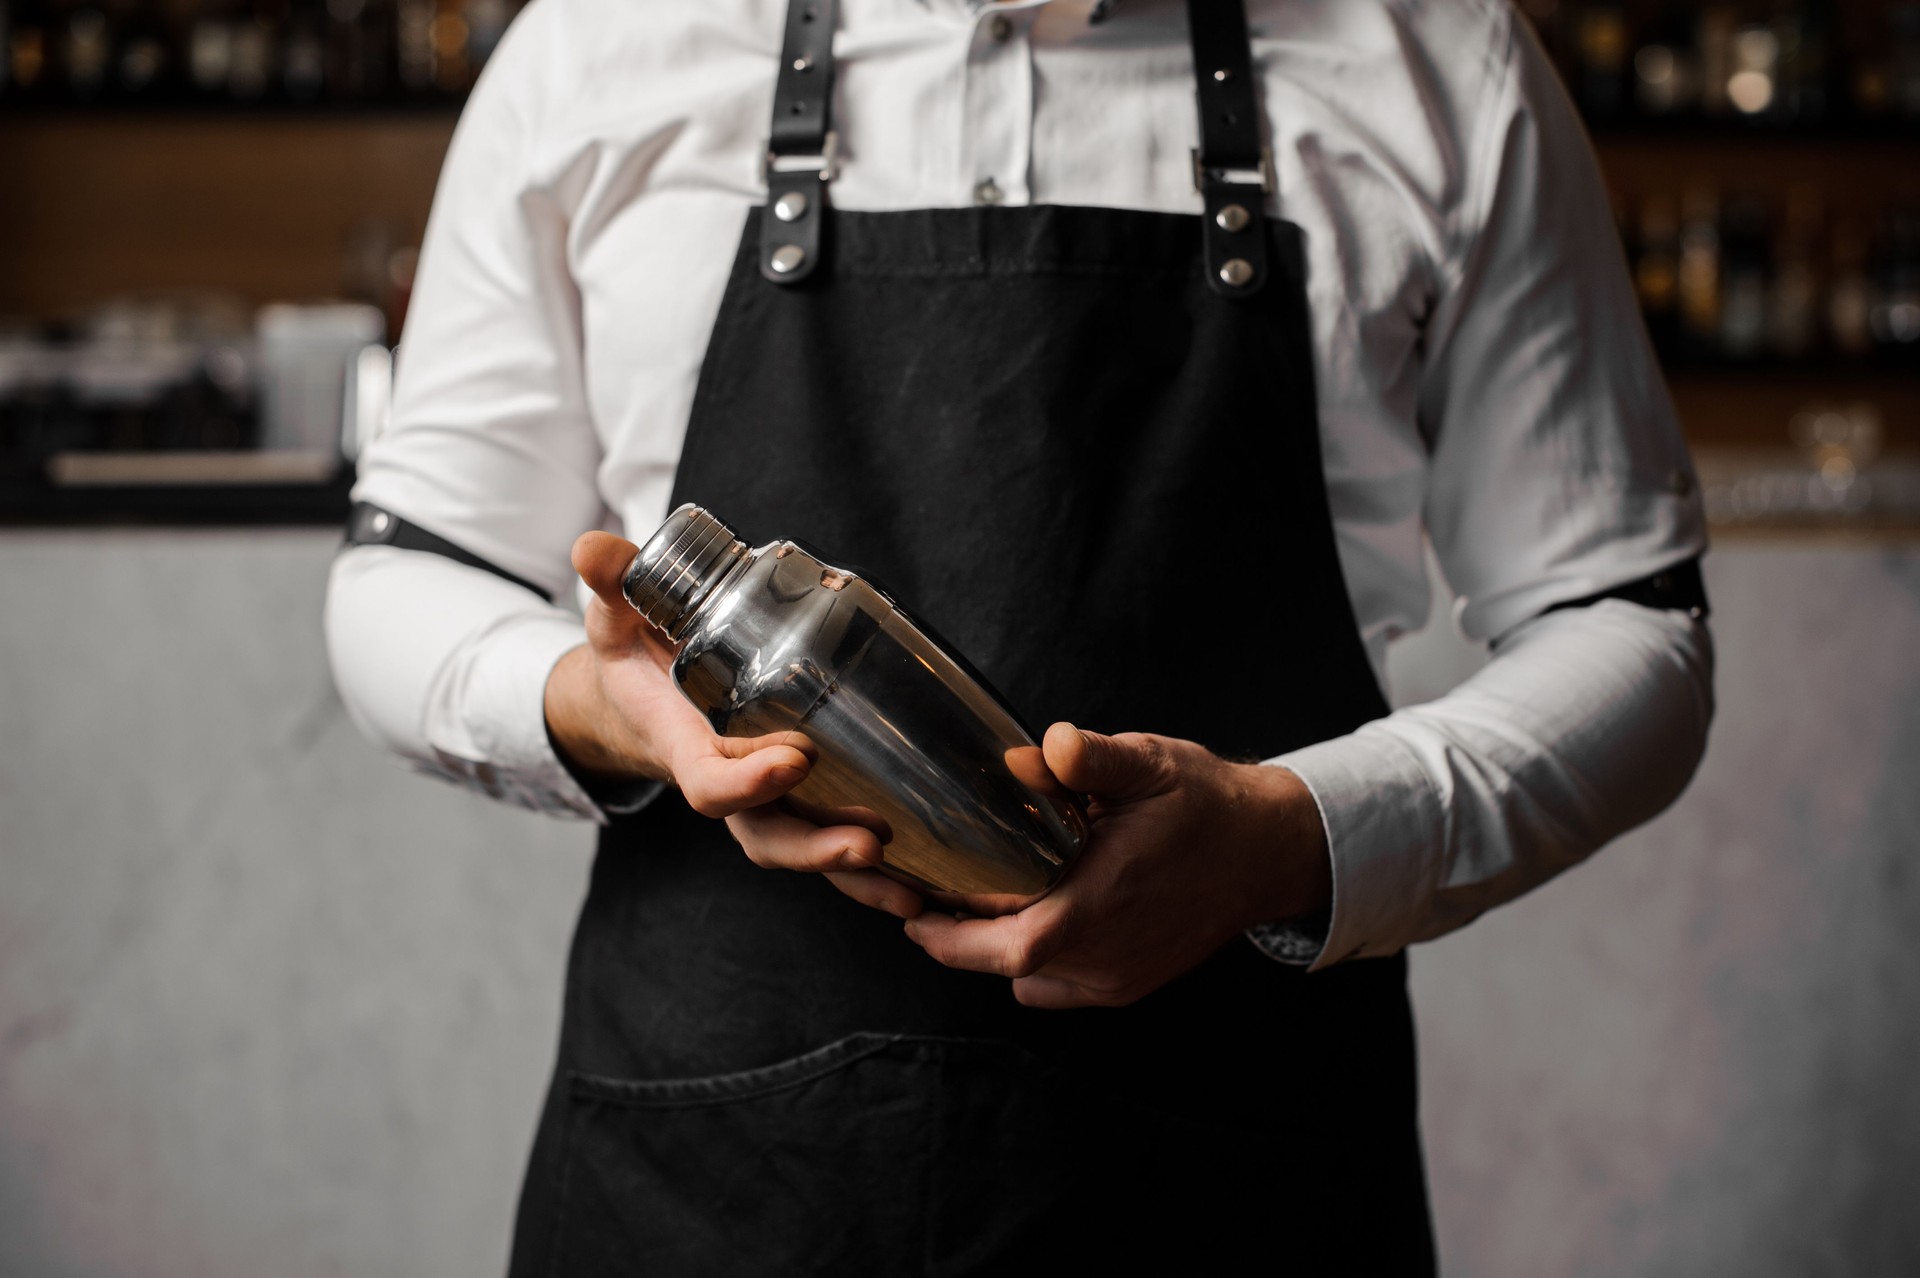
[187,0,238,100]
[1829,218,1876,360]
[13,1,58,104]
[622,505,1089,902]
[112,0,170,101]
[59,1,112,101]
[1678,185,1723,362]
[1635,193,1682,356]
[227,0,278,100]
[1719,196,1770,360]
[282,0,325,101]
[1870,210,1920,369]
[1575,4,1631,121]
[394,0,430,95]
[324,0,394,104]
[1767,187,1823,362]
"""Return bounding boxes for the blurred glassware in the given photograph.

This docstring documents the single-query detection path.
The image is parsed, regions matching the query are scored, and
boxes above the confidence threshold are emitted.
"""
[255,301,383,456]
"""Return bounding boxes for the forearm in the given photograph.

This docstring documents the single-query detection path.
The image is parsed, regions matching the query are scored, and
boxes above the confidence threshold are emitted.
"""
[1267,598,1714,968]
[325,544,602,819]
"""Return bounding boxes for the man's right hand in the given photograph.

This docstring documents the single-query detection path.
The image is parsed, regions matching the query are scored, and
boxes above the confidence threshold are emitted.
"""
[544,532,923,918]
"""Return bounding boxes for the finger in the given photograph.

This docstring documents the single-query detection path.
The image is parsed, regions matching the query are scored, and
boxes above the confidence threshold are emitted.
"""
[1001,744,1060,793]
[902,901,1071,979]
[676,740,814,817]
[823,869,925,920]
[1011,974,1103,1010]
[726,805,884,871]
[1042,722,1173,801]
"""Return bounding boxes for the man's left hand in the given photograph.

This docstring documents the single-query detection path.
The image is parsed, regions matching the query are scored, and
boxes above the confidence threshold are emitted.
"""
[901,723,1332,1009]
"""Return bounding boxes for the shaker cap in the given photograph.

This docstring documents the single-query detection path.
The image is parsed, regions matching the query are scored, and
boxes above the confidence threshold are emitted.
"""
[621,504,750,639]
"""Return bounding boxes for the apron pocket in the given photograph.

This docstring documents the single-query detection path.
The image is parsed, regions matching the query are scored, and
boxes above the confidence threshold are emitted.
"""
[546,1032,941,1278]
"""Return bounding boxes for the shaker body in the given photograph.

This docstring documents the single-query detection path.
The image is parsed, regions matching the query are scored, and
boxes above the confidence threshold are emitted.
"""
[665,536,1086,900]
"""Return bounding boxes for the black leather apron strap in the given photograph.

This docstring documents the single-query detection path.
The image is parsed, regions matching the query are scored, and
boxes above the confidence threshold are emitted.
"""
[1187,0,1272,298]
[1547,557,1710,620]
[344,501,552,602]
[761,0,838,284]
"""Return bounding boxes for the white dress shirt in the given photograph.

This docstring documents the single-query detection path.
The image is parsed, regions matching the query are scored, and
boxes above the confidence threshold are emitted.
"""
[324,0,1715,970]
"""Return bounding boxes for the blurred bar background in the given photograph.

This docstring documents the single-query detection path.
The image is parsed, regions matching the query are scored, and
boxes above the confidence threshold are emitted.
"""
[1,3,1917,1276]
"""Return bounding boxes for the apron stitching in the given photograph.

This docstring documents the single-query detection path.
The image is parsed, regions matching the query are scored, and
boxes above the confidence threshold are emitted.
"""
[563,1031,905,1109]
[542,1098,580,1278]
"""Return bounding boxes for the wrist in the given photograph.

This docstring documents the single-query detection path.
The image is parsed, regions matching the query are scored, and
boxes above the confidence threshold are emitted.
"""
[543,644,667,784]
[1224,761,1332,929]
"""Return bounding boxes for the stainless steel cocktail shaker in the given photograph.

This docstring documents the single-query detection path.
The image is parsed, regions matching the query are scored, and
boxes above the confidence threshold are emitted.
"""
[621,504,1087,900]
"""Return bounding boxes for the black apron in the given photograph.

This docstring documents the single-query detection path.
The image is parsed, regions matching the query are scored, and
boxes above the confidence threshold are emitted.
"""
[509,3,1434,1272]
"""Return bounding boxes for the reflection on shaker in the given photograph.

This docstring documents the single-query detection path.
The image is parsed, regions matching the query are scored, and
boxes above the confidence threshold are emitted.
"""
[621,503,1088,901]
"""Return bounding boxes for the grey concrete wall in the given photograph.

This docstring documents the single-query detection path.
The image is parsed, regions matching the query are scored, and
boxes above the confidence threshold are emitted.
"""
[1,529,1916,1276]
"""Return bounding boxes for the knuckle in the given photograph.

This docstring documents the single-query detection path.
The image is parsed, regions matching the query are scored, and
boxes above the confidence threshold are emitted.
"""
[1003,938,1041,979]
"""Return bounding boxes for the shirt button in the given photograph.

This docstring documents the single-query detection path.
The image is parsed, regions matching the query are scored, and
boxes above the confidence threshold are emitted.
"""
[973,177,1004,206]
[988,13,1013,41]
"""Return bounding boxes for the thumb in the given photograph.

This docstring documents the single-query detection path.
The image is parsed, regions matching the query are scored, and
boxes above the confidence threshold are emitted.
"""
[1041,723,1173,801]
[573,531,643,615]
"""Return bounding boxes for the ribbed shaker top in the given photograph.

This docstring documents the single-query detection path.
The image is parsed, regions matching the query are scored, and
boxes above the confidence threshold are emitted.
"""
[620,504,750,640]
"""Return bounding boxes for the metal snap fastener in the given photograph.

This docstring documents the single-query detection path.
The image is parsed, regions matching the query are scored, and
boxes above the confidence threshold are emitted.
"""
[1219,258,1254,287]
[774,190,809,222]
[989,13,1012,41]
[1215,203,1250,233]
[973,177,1003,206]
[792,55,811,72]
[1213,68,1231,82]
[368,510,391,535]
[769,244,807,274]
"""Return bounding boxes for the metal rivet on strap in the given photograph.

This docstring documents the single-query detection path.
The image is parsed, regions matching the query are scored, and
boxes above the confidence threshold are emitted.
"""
[774,190,809,222]
[1213,68,1231,82]
[1215,203,1250,233]
[792,55,811,71]
[369,510,392,535]
[1219,258,1254,287]
[769,244,807,274]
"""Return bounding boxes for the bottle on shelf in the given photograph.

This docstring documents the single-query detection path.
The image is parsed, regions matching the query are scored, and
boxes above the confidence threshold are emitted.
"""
[323,0,394,104]
[281,0,323,101]
[1634,192,1683,353]
[1677,185,1723,361]
[187,0,238,100]
[1830,217,1877,361]
[429,0,468,93]
[1575,3,1630,122]
[59,1,112,101]
[394,0,430,94]
[226,0,276,101]
[1633,12,1695,119]
[1696,3,1737,118]
[1719,195,1770,360]
[1766,187,1823,362]
[113,0,171,100]
[1871,209,1920,368]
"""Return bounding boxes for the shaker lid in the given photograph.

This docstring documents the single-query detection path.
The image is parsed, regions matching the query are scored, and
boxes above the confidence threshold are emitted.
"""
[621,504,750,639]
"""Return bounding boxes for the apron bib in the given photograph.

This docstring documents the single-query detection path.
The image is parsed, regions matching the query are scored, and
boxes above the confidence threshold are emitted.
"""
[511,4,1433,1272]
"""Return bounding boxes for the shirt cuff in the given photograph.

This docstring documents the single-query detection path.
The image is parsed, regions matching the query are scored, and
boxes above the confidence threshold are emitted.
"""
[415,613,612,821]
[1244,731,1445,972]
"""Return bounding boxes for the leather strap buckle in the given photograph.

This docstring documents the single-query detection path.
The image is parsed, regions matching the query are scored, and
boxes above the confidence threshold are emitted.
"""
[1190,146,1274,196]
[767,130,840,183]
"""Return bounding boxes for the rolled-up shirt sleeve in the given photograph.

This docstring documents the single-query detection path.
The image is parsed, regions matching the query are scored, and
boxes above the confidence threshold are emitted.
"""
[323,3,609,821]
[1251,12,1713,968]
